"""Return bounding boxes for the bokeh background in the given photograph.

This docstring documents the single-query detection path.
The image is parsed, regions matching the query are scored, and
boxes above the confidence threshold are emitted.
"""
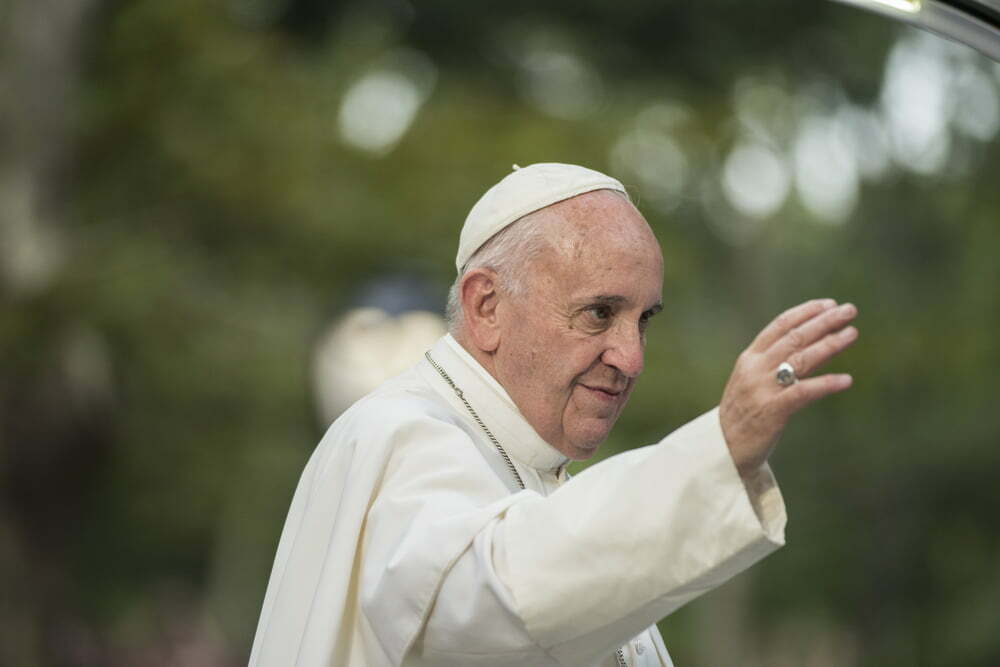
[3,1,1000,665]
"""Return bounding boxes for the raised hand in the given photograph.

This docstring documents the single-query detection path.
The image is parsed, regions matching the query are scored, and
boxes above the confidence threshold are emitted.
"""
[719,299,859,477]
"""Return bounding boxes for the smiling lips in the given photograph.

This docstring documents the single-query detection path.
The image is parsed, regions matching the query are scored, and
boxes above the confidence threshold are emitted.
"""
[580,383,626,400]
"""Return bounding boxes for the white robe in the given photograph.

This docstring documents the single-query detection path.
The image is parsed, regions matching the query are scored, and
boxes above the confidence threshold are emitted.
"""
[249,335,787,667]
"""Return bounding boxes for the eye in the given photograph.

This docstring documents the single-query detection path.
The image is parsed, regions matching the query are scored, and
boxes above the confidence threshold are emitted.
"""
[638,308,657,333]
[587,304,613,321]
[575,303,614,331]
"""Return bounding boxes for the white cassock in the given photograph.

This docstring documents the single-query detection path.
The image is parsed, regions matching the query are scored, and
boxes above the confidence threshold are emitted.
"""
[249,334,787,667]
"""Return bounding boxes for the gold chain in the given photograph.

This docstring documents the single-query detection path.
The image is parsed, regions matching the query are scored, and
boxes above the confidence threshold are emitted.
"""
[424,351,630,667]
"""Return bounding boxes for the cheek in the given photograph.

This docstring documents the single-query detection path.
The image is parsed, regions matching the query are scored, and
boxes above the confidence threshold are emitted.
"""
[512,327,569,381]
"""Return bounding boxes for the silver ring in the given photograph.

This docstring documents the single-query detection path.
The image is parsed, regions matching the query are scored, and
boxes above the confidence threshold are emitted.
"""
[776,362,797,387]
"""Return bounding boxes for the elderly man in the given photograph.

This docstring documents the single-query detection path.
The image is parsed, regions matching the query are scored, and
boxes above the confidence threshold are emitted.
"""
[249,163,858,667]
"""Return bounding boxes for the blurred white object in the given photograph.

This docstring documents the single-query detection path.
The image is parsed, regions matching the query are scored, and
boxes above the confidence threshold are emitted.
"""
[338,49,437,156]
[721,143,790,219]
[313,307,446,423]
[792,115,860,224]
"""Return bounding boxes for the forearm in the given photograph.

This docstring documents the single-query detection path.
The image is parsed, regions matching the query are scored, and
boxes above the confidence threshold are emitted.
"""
[494,409,785,662]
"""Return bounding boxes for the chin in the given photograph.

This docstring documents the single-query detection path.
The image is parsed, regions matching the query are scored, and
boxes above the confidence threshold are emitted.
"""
[563,432,611,460]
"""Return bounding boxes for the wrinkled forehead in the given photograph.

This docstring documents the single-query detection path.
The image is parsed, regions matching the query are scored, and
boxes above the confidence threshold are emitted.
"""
[541,190,661,259]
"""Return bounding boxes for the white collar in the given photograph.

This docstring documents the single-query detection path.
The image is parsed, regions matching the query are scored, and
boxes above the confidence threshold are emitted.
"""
[418,334,569,473]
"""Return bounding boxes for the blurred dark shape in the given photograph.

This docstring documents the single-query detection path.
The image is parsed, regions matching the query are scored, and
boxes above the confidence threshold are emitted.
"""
[1,325,116,667]
[274,0,345,39]
[273,0,415,42]
[351,271,445,316]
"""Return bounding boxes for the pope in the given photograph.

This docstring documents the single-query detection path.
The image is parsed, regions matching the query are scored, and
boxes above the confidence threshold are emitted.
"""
[248,163,859,667]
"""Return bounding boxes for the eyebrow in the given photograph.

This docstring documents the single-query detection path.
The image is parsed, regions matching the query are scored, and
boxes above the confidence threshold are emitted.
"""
[588,295,628,306]
[585,295,664,315]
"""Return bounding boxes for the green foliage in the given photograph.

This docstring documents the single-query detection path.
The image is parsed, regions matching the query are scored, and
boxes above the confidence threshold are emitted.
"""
[2,0,999,664]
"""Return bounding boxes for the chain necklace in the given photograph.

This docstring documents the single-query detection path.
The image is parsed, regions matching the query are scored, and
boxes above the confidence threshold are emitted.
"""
[424,351,630,667]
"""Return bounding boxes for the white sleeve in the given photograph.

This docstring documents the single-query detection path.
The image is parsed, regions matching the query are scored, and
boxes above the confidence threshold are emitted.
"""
[495,408,785,665]
[368,408,785,667]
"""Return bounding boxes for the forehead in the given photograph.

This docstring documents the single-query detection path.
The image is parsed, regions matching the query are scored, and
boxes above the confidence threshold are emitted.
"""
[547,189,652,240]
[533,190,663,297]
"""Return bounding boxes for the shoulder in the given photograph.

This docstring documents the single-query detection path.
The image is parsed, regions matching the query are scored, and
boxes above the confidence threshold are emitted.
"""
[303,367,475,486]
[314,368,511,510]
[323,367,474,458]
[348,368,461,430]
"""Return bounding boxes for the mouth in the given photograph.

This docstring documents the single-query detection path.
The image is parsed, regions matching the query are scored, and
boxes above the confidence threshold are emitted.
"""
[579,383,626,401]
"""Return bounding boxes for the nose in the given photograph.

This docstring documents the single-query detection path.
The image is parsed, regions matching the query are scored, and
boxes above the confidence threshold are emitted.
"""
[601,321,645,379]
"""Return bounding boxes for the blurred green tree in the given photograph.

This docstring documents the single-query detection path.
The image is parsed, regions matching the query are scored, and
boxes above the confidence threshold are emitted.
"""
[1,0,998,665]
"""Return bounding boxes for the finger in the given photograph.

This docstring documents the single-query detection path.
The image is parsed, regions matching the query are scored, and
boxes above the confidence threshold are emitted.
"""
[768,302,858,363]
[776,373,853,413]
[750,299,838,353]
[785,325,858,378]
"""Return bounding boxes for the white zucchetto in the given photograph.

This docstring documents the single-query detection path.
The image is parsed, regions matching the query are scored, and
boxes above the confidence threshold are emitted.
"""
[455,162,629,272]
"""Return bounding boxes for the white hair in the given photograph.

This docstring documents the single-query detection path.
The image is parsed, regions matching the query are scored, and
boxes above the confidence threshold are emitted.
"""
[445,188,632,334]
[445,208,551,334]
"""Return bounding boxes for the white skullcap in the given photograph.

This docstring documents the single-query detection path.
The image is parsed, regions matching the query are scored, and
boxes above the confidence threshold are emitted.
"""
[455,162,629,272]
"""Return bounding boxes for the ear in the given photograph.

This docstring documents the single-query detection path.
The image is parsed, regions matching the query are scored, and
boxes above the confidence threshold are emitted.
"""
[460,268,503,353]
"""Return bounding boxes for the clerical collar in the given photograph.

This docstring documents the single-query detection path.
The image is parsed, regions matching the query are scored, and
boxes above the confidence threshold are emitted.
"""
[420,335,569,472]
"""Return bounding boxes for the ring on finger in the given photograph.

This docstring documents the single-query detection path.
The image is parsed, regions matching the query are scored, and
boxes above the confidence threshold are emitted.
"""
[776,361,798,387]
